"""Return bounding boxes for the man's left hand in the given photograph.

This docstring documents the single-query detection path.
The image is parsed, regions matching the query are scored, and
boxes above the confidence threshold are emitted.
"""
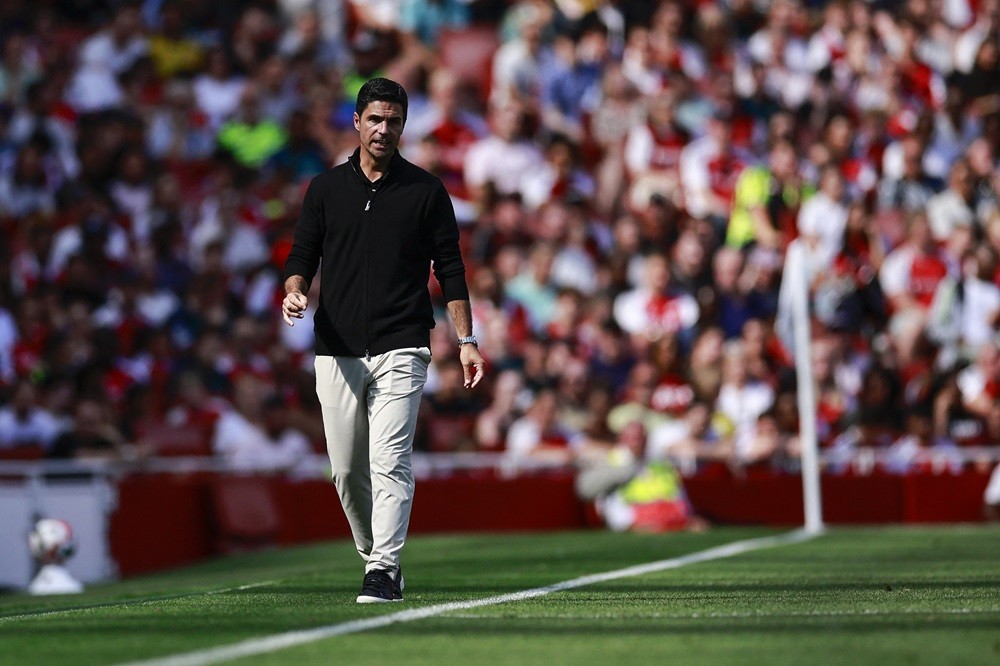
[460,344,486,389]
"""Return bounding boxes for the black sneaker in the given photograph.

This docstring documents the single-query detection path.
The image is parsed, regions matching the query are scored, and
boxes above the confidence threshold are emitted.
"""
[392,567,404,602]
[356,570,394,604]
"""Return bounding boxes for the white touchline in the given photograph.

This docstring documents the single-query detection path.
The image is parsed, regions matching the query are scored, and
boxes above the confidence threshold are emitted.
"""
[123,529,818,666]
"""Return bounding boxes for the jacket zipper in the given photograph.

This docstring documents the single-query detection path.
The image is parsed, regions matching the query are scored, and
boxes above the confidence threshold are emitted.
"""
[363,185,373,361]
[351,157,391,361]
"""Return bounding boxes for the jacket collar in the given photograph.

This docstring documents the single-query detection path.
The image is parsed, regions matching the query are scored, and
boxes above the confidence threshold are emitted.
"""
[348,147,402,186]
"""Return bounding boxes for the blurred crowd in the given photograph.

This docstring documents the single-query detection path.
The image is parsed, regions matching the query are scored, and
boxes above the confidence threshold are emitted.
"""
[0,0,998,479]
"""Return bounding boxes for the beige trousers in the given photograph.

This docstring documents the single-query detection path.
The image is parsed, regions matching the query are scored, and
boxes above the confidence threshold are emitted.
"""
[314,347,430,574]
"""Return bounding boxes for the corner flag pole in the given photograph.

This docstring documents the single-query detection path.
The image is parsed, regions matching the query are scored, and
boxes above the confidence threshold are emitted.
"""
[786,240,824,534]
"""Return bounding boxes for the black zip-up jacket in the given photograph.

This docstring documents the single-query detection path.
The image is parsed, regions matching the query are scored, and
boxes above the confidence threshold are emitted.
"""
[283,148,469,357]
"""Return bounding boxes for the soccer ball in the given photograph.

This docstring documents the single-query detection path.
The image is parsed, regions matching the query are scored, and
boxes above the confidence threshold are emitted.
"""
[28,518,76,565]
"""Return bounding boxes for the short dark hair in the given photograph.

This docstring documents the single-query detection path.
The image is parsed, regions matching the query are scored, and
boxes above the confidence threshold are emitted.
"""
[355,77,408,122]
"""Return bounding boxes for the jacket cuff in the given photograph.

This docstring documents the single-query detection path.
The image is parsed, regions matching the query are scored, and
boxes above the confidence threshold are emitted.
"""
[440,275,470,302]
[283,260,314,288]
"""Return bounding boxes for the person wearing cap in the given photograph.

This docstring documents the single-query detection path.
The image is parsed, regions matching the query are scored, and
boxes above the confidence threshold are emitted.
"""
[281,77,485,604]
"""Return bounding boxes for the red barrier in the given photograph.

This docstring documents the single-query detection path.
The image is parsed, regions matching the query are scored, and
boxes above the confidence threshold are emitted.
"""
[109,470,992,577]
[110,473,215,575]
[409,471,589,532]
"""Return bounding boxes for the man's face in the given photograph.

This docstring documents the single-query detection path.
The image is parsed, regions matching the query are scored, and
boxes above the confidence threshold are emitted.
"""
[354,100,404,163]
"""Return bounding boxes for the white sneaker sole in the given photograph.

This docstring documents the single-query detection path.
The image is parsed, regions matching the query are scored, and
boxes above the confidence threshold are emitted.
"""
[356,594,392,604]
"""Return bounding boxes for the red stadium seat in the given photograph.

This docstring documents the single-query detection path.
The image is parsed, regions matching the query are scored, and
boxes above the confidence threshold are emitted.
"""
[438,25,500,104]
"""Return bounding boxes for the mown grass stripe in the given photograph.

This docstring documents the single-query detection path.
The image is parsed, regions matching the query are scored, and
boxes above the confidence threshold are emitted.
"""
[0,582,276,623]
[124,529,818,666]
[446,607,1000,620]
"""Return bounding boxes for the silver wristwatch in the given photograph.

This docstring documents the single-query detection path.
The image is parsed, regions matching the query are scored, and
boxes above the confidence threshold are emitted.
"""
[457,335,478,347]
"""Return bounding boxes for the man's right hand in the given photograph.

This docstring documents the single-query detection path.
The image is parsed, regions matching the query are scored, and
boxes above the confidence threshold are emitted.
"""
[282,291,308,326]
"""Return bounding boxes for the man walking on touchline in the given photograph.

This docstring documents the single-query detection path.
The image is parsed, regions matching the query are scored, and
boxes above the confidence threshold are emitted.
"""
[282,78,486,604]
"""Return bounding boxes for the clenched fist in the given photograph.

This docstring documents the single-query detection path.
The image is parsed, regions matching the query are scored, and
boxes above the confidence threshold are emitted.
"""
[282,291,308,326]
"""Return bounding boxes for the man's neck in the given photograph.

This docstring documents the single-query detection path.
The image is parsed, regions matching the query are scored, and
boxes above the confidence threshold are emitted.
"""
[359,152,393,182]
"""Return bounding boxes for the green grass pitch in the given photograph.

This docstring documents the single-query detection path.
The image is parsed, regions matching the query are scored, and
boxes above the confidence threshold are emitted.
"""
[1,525,998,665]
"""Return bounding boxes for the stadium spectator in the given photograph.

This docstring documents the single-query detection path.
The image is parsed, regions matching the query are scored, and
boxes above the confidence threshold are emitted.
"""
[0,139,55,218]
[0,32,42,106]
[212,376,311,473]
[66,4,146,111]
[193,48,247,131]
[957,340,1000,420]
[877,134,943,213]
[798,166,848,276]
[147,2,205,79]
[928,158,979,241]
[880,211,952,362]
[398,0,469,48]
[520,135,595,212]
[813,202,886,335]
[707,247,768,340]
[716,339,775,464]
[505,387,583,465]
[612,253,699,346]
[217,85,289,168]
[576,419,700,533]
[607,360,670,436]
[647,399,730,475]
[491,1,557,104]
[540,19,608,142]
[475,368,526,451]
[49,398,128,461]
[267,108,330,182]
[146,80,216,162]
[679,108,745,229]
[0,379,62,451]
[725,140,804,250]
[422,358,484,452]
[505,241,559,334]
[464,98,543,208]
[405,68,486,215]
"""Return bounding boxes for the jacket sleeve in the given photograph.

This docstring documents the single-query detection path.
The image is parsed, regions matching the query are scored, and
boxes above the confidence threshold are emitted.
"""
[427,181,469,302]
[283,177,324,288]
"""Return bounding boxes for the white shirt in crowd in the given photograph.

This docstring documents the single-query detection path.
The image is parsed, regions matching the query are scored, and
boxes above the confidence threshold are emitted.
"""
[464,136,543,197]
[717,382,774,460]
[926,189,975,241]
[212,410,311,473]
[957,278,1000,348]
[957,363,991,406]
[505,417,584,459]
[879,244,917,302]
[646,419,691,462]
[0,406,63,448]
[612,288,700,337]
[192,75,247,130]
[797,192,848,274]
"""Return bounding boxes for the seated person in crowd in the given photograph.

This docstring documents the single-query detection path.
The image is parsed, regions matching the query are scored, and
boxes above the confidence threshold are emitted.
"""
[576,420,703,533]
[0,380,63,451]
[49,399,129,461]
[646,400,732,475]
[212,376,311,473]
[505,388,584,466]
